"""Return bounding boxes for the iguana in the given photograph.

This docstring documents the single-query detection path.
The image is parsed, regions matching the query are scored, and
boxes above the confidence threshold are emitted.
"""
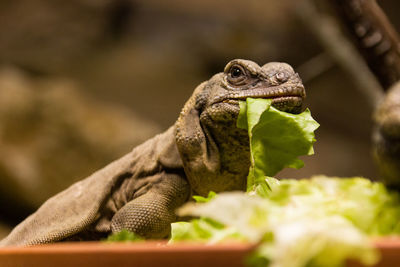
[374,83,400,188]
[0,59,305,246]
[331,0,400,188]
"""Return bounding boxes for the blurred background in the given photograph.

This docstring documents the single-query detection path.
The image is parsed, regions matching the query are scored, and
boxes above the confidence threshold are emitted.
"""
[0,0,399,237]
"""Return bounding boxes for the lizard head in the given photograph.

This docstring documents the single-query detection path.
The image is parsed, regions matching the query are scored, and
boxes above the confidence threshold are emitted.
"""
[202,59,305,121]
[176,59,306,196]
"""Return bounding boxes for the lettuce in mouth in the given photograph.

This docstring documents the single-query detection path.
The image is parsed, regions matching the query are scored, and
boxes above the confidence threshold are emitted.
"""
[170,98,400,267]
[237,98,319,192]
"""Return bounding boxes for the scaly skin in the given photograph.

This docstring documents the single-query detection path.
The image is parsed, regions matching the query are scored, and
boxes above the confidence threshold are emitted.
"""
[0,59,305,246]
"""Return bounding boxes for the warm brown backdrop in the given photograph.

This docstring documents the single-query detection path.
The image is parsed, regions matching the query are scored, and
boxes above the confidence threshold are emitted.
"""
[0,0,399,237]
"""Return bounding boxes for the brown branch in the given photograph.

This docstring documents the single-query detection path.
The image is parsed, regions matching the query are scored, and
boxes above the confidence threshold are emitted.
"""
[330,0,400,90]
[296,0,383,108]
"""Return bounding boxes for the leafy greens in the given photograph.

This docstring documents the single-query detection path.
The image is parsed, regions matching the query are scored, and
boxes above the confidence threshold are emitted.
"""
[173,176,400,266]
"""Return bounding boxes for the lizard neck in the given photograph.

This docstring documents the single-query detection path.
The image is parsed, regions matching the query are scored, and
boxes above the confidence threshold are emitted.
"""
[175,84,250,196]
[205,119,250,180]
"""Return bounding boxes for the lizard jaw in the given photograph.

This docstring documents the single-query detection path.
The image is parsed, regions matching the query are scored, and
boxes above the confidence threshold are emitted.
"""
[218,85,305,114]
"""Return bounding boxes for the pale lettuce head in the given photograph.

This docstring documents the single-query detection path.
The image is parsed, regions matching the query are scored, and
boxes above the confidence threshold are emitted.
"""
[173,177,397,267]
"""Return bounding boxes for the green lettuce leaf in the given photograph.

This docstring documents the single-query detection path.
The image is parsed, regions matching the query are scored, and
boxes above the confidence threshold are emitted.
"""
[169,217,246,244]
[192,191,217,203]
[106,229,143,242]
[237,98,319,191]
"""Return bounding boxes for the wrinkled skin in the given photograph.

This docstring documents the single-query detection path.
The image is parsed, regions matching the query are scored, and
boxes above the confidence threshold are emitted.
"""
[1,59,305,246]
[374,82,400,188]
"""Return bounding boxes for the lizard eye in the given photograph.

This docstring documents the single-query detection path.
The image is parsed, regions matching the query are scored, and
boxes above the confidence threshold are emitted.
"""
[227,64,248,85]
[230,66,243,78]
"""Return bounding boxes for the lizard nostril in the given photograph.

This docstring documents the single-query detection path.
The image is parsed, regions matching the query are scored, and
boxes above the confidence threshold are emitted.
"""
[275,72,288,82]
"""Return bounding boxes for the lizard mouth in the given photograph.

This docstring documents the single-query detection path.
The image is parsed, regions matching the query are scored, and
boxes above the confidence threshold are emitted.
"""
[218,85,305,114]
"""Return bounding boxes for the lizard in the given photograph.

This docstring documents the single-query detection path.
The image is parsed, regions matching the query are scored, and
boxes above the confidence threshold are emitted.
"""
[331,0,400,187]
[374,83,400,189]
[0,59,305,246]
